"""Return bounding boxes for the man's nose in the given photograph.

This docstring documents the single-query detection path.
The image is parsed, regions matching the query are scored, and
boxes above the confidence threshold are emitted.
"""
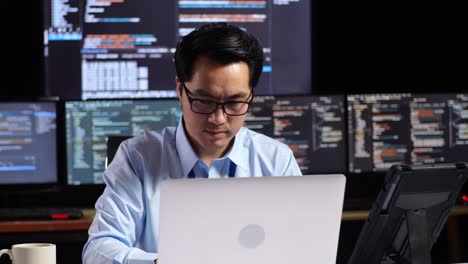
[207,105,226,124]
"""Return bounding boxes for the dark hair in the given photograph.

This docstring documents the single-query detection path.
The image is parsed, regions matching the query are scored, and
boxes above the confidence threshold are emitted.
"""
[174,22,264,89]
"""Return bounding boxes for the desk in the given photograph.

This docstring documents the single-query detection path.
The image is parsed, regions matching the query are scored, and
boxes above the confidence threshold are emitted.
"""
[0,219,92,233]
[0,206,467,233]
[0,210,95,264]
[3,210,366,233]
[0,207,466,264]
[0,208,94,233]
[341,205,468,221]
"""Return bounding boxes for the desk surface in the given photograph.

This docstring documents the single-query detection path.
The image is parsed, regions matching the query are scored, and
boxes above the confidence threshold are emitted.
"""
[341,205,468,221]
[0,208,95,233]
[0,219,92,233]
[1,206,467,233]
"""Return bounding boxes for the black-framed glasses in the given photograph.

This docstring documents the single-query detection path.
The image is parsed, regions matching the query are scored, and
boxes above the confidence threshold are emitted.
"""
[181,83,252,116]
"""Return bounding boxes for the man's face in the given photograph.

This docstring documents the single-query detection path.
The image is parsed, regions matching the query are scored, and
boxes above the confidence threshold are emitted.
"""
[176,56,252,160]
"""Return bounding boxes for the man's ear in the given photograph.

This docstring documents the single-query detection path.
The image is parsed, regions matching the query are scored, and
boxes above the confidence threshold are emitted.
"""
[175,78,182,99]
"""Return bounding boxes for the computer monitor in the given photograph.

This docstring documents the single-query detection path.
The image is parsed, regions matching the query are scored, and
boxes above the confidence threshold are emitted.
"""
[43,1,312,99]
[65,99,182,185]
[0,99,59,186]
[347,93,468,173]
[348,162,468,264]
[245,95,347,174]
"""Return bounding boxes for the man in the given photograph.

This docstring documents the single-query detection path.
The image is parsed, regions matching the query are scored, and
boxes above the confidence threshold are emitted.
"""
[82,22,302,264]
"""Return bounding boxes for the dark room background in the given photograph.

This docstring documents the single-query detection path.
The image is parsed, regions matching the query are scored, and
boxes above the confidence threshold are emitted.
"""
[2,1,468,264]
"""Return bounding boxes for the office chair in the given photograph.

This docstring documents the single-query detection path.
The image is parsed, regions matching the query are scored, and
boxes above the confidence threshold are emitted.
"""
[105,135,133,168]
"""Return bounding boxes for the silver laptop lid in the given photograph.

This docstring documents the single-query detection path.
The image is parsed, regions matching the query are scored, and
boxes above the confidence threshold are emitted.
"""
[158,174,346,264]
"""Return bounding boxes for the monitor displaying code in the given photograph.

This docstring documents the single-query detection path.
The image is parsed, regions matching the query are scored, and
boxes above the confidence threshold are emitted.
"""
[65,99,182,184]
[0,101,58,184]
[44,0,311,99]
[245,95,347,173]
[347,93,468,173]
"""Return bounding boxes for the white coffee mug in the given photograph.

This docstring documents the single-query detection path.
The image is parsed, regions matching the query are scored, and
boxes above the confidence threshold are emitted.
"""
[0,243,56,264]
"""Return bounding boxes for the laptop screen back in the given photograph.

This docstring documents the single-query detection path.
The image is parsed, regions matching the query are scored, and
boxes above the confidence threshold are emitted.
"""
[158,174,346,264]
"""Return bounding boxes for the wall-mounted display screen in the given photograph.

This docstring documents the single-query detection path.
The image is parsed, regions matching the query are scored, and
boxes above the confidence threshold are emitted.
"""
[43,0,311,99]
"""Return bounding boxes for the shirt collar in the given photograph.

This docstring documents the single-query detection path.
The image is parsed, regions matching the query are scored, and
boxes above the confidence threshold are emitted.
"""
[175,119,198,177]
[224,127,249,172]
[175,118,250,175]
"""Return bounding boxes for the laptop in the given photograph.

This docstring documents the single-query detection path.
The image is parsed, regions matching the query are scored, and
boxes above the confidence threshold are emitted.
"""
[158,174,346,264]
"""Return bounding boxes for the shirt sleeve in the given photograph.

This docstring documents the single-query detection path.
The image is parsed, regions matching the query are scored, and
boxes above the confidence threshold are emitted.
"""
[82,141,157,264]
[282,149,303,176]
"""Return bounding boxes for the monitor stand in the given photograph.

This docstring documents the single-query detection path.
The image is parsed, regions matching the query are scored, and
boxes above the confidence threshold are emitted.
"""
[380,209,432,264]
[406,209,431,264]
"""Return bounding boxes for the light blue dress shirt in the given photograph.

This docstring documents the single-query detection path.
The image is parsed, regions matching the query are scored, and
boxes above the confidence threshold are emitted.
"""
[82,120,302,264]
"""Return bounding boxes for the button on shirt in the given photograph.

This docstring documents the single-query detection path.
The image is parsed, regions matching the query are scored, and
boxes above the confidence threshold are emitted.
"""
[82,120,302,264]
